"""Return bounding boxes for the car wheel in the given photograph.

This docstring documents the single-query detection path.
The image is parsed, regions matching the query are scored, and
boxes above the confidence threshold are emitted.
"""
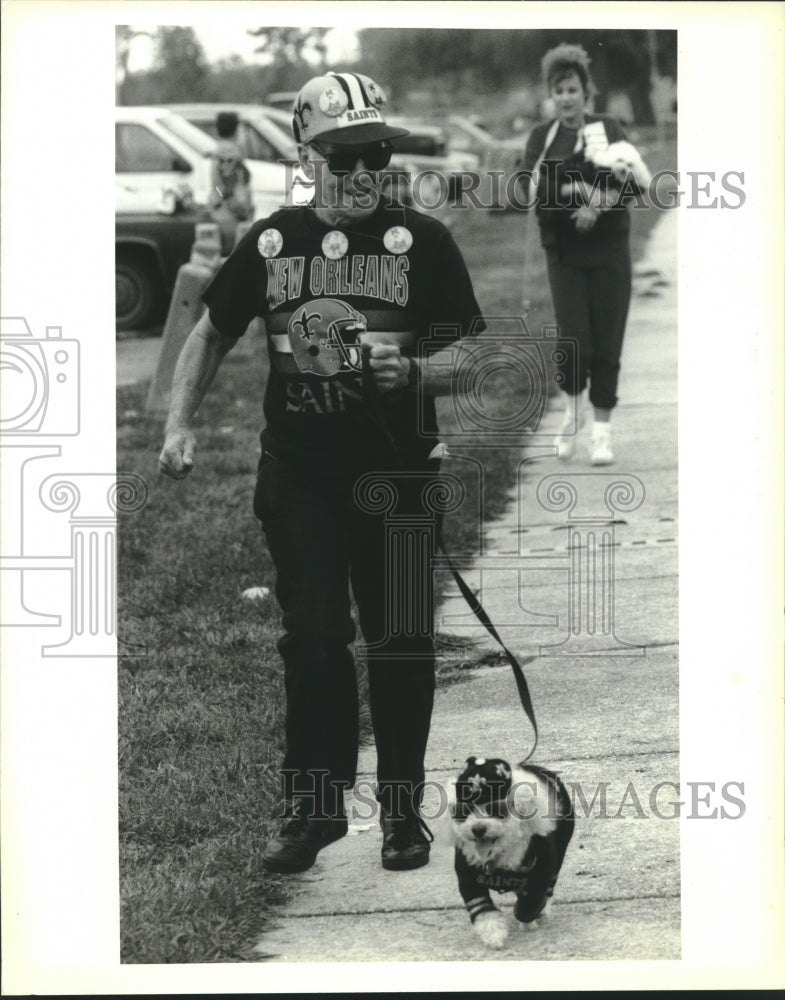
[116,253,160,332]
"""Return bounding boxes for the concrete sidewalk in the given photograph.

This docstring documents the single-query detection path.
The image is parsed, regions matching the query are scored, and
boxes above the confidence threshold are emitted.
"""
[251,210,680,963]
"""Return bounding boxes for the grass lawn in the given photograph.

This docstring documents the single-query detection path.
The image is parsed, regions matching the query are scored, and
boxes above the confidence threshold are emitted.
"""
[117,126,675,963]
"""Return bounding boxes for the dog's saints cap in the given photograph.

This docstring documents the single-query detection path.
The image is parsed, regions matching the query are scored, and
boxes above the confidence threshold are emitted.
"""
[292,71,410,146]
[456,756,513,806]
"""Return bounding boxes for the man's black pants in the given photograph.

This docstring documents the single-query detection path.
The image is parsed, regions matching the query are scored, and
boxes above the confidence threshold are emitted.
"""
[254,452,442,820]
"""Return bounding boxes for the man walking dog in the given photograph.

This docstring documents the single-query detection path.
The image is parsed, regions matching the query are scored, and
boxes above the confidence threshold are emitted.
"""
[159,71,486,874]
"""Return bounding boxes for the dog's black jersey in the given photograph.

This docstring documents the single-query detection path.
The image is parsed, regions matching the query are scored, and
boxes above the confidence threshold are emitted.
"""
[455,832,560,923]
[454,764,575,924]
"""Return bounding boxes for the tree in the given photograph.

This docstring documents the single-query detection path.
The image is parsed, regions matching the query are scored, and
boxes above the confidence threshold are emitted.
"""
[116,25,153,103]
[152,26,212,102]
[357,28,676,124]
[248,26,329,65]
[247,27,330,94]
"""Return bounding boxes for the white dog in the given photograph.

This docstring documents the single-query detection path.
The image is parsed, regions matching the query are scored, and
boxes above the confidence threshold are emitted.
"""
[448,756,575,950]
[589,139,653,189]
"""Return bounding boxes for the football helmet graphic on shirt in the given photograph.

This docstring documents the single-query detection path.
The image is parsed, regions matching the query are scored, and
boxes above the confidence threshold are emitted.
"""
[287,298,368,376]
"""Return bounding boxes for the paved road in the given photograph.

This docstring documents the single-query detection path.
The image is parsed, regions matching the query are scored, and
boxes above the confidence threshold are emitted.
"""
[249,210,681,965]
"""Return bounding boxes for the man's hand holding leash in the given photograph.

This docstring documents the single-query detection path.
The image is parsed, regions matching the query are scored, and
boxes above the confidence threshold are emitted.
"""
[365,343,412,394]
[366,339,478,396]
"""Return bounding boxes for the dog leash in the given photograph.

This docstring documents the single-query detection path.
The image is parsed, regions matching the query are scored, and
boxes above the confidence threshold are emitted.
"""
[436,540,538,761]
[360,346,539,761]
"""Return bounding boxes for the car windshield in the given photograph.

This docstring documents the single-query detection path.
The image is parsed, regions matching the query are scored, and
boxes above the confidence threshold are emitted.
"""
[248,114,298,158]
[156,113,216,155]
[182,113,298,162]
[260,106,294,130]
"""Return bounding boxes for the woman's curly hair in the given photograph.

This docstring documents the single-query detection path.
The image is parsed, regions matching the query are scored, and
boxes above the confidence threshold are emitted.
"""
[541,43,595,97]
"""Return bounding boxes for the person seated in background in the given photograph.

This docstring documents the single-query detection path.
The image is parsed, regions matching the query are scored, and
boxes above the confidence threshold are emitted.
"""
[210,111,254,253]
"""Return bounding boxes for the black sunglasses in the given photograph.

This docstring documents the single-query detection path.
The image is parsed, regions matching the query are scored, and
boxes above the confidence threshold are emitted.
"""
[309,141,394,174]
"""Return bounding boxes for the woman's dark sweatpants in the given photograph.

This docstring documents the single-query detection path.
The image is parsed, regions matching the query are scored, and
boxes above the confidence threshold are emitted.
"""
[545,236,632,410]
[254,454,441,820]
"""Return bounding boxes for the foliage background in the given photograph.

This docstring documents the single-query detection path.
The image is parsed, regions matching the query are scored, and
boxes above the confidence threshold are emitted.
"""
[116,26,677,132]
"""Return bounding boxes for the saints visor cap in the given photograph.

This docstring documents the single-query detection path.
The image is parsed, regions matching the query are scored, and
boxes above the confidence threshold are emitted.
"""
[292,71,409,146]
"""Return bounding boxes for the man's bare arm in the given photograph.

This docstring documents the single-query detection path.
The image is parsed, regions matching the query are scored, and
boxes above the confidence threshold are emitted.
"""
[158,312,238,479]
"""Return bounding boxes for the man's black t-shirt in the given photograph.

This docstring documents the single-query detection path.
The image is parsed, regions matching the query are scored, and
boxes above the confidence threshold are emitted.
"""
[202,199,486,472]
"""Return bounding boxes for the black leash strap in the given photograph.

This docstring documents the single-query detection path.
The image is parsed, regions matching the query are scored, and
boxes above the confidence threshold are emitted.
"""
[436,537,538,761]
[360,345,538,760]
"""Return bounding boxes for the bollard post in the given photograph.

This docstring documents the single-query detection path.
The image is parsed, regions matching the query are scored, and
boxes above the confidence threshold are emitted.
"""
[144,222,223,415]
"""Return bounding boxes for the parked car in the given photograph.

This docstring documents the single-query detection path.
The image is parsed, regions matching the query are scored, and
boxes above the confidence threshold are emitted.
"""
[444,115,529,171]
[164,102,298,163]
[115,209,207,331]
[258,103,296,132]
[384,118,481,204]
[115,106,289,219]
[264,90,299,112]
[443,115,530,208]
[163,102,312,206]
[169,103,478,210]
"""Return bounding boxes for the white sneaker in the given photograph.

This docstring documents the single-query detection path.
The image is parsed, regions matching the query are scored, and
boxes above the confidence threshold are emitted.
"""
[555,402,585,461]
[589,426,615,465]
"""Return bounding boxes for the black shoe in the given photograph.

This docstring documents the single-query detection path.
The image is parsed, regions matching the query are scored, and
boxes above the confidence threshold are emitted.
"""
[262,801,348,874]
[380,807,434,871]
